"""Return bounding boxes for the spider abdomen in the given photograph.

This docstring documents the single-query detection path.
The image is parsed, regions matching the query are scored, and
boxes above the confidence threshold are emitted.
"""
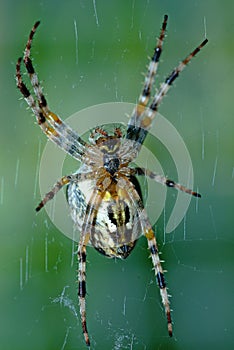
[67,172,142,259]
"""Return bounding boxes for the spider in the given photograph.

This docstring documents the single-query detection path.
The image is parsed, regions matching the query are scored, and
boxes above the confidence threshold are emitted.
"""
[16,15,207,346]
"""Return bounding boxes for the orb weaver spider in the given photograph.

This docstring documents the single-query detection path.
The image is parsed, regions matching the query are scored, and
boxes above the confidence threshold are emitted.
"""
[16,15,207,346]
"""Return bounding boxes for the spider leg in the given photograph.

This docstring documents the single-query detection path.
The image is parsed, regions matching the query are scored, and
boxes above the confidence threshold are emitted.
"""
[16,22,87,161]
[148,38,208,115]
[118,175,173,337]
[131,167,201,197]
[134,38,208,147]
[126,15,168,145]
[125,13,208,154]
[78,185,107,346]
[78,234,90,346]
[36,171,97,212]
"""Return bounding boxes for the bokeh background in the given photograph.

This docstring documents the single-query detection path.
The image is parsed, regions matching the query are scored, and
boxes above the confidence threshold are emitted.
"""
[1,1,233,349]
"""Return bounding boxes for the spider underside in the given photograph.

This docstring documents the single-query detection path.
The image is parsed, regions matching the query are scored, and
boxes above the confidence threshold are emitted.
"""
[16,15,207,346]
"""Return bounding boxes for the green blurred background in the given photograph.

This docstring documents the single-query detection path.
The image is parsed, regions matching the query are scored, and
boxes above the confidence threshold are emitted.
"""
[1,1,233,349]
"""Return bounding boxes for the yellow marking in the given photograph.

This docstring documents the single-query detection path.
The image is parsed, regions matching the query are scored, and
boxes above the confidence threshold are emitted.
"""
[84,233,90,246]
[103,191,112,201]
[145,228,154,240]
[136,104,146,115]
[117,188,125,196]
[102,186,127,202]
[61,176,70,185]
[47,111,62,124]
[45,126,59,136]
[141,116,152,128]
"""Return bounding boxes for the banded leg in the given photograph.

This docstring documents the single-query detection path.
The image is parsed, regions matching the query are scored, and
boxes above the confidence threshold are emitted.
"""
[138,38,208,136]
[130,167,201,197]
[23,22,87,152]
[36,171,97,212]
[126,15,168,145]
[78,237,90,346]
[78,184,110,346]
[16,59,85,161]
[77,194,98,347]
[16,58,58,140]
[146,229,172,336]
[117,175,172,336]
[16,22,87,161]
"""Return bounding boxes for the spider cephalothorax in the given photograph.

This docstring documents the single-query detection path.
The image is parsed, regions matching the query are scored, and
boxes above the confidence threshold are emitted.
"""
[16,15,207,346]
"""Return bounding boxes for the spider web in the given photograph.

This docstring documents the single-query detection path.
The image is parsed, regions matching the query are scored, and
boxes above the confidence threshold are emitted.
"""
[1,2,233,350]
